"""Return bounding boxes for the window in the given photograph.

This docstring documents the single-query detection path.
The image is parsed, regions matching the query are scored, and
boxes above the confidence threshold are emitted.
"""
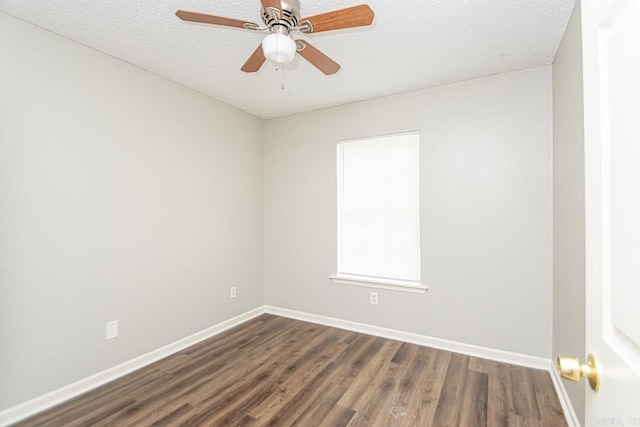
[331,131,425,293]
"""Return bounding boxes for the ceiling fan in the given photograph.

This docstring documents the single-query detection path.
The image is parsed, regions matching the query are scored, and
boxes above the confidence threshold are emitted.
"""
[175,0,375,75]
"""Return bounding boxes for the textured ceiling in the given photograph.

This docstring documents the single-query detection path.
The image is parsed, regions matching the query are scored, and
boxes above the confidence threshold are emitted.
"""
[0,0,575,119]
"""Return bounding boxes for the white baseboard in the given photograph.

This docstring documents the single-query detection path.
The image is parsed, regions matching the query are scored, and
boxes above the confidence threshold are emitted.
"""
[0,306,266,427]
[264,305,550,370]
[549,360,581,427]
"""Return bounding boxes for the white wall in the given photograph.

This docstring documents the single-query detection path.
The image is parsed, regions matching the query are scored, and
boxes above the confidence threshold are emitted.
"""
[0,12,264,410]
[265,66,553,358]
[552,1,586,423]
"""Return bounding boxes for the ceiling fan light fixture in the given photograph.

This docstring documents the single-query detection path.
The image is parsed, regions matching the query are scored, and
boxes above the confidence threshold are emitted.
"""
[262,33,296,64]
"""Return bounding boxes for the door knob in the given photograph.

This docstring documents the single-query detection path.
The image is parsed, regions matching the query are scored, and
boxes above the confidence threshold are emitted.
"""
[557,353,600,391]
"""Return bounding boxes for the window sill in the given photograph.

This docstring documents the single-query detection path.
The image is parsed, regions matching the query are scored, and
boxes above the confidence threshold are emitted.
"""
[330,274,428,294]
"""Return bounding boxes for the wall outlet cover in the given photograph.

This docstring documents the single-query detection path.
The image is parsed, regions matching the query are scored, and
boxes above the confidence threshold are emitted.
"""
[370,291,378,305]
[106,320,118,340]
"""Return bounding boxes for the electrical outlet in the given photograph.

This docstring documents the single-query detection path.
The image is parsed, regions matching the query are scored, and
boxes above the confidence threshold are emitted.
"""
[106,320,118,340]
[370,291,378,305]
[230,286,237,298]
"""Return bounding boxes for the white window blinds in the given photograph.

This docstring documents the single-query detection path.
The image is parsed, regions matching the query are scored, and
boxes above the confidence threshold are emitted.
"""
[336,132,421,288]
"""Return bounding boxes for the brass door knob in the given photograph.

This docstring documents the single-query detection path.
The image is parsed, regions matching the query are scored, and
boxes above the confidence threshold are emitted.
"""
[557,353,600,391]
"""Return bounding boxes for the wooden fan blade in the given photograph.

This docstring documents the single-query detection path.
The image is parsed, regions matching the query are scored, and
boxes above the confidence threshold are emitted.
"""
[298,4,374,33]
[175,10,258,29]
[260,0,282,17]
[241,44,267,73]
[297,41,340,75]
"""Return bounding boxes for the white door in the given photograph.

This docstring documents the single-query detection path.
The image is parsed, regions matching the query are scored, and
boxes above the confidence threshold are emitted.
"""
[582,0,640,423]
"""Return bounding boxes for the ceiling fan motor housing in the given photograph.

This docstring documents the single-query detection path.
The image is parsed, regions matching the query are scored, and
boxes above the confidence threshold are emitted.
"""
[262,0,301,33]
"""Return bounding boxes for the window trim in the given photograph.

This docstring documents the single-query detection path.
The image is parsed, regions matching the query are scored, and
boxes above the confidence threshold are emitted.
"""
[330,274,428,294]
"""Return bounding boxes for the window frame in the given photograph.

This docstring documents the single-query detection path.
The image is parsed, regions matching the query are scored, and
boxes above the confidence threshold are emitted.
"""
[330,131,427,294]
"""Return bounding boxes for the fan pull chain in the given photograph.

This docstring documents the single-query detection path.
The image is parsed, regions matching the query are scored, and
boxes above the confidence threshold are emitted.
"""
[281,65,285,90]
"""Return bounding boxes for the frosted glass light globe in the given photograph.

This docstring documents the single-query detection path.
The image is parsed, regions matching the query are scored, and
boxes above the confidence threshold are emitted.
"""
[262,33,296,64]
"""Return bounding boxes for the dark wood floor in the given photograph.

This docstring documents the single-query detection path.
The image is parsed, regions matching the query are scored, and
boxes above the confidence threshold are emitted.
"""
[14,314,567,427]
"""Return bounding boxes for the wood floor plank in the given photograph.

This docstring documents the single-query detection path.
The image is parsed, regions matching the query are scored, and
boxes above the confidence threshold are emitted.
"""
[235,414,260,426]
[458,370,489,427]
[148,403,195,426]
[247,329,358,421]
[170,315,299,378]
[399,347,451,427]
[181,324,339,426]
[182,321,324,405]
[16,369,167,427]
[116,316,300,416]
[536,392,568,427]
[240,333,365,420]
[12,315,569,427]
[50,396,136,427]
[172,320,312,403]
[468,356,493,373]
[260,335,387,426]
[488,362,518,427]
[346,361,401,426]
[92,390,196,427]
[336,340,403,410]
[431,352,469,426]
[391,342,412,364]
[372,344,427,427]
[290,382,349,426]
[318,404,356,427]
[510,365,542,420]
[530,367,557,396]
[261,361,341,426]
[201,328,355,426]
